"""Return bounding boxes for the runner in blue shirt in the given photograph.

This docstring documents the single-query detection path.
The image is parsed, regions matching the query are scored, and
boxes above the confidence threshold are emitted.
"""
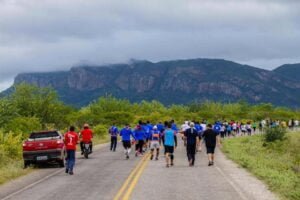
[195,121,203,152]
[120,124,136,159]
[171,119,178,133]
[163,122,177,168]
[149,126,161,160]
[134,125,146,156]
[145,121,153,151]
[109,125,119,152]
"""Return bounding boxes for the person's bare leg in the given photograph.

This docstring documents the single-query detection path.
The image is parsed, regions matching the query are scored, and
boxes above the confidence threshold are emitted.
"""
[150,149,154,160]
[156,148,159,160]
[208,153,213,166]
[198,139,202,151]
[165,152,170,167]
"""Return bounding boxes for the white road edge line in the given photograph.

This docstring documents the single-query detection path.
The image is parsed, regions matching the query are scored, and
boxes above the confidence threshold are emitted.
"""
[215,166,249,200]
[1,168,64,200]
[1,143,109,200]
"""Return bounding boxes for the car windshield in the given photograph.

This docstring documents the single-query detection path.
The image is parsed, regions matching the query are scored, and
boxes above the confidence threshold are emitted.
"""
[29,131,60,139]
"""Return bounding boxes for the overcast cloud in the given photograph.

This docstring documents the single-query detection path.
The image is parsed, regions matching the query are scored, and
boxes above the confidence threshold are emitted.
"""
[0,0,300,91]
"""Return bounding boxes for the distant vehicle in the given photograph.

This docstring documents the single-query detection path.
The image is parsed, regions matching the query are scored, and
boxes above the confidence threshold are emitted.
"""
[22,130,66,168]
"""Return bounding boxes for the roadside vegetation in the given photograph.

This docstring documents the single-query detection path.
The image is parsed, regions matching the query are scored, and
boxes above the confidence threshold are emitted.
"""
[222,131,300,200]
[0,83,300,185]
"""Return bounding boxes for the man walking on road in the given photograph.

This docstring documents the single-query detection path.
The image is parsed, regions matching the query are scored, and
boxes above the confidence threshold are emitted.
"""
[120,124,136,159]
[64,126,79,175]
[109,125,119,151]
[134,125,146,156]
[184,122,198,166]
[149,126,161,160]
[164,122,177,167]
[202,124,221,166]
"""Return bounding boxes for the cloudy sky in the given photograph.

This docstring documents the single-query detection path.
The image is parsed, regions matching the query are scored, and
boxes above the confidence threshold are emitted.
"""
[0,0,300,91]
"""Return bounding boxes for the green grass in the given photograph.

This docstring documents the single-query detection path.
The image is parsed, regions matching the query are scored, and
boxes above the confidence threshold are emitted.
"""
[222,132,300,200]
[0,160,33,185]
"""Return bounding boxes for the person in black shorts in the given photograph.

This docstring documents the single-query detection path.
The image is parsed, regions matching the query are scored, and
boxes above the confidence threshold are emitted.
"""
[202,124,221,166]
[184,122,198,167]
[120,124,135,159]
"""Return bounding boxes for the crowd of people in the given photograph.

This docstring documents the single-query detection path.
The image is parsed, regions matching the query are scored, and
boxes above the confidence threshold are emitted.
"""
[109,120,222,168]
[63,118,299,175]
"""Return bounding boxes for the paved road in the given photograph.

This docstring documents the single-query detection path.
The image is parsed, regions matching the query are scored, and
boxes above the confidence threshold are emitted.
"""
[0,139,277,200]
[0,143,141,200]
[131,139,277,200]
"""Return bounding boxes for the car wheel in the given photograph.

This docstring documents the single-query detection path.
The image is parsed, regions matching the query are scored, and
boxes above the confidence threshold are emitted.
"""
[24,160,30,169]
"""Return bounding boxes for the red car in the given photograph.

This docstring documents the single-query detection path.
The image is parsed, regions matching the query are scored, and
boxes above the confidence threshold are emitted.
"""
[22,130,66,168]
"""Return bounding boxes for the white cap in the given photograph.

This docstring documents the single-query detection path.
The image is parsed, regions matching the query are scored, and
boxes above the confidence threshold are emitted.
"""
[153,126,158,129]
[190,122,195,127]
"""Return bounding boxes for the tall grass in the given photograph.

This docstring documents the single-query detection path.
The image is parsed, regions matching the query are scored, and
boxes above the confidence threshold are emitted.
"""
[222,133,300,200]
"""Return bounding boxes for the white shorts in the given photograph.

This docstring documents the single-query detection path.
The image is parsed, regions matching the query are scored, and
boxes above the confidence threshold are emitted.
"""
[150,141,160,149]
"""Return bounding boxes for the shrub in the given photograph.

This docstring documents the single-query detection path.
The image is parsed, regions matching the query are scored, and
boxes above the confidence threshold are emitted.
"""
[4,117,42,138]
[264,127,287,143]
[93,124,108,138]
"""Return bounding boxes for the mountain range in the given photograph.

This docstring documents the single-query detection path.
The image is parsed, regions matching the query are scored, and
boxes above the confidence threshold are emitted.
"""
[6,58,300,107]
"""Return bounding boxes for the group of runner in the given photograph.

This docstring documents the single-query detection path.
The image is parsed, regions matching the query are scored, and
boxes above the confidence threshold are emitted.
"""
[63,117,299,175]
[109,120,221,167]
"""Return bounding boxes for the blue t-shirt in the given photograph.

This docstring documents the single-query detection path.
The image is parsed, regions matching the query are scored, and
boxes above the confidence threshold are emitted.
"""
[227,125,232,131]
[164,129,176,146]
[171,123,178,132]
[109,126,119,137]
[157,123,164,133]
[195,124,203,135]
[213,124,221,134]
[120,128,135,141]
[134,129,146,140]
[149,130,160,141]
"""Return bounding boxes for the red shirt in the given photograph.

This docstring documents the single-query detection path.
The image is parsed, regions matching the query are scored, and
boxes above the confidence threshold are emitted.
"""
[64,131,79,150]
[80,129,93,142]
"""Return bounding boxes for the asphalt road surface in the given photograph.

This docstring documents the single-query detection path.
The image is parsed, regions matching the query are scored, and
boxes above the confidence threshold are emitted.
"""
[0,139,277,200]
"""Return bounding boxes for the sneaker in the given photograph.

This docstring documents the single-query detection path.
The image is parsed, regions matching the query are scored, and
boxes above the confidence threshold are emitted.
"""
[166,164,170,168]
[69,171,74,175]
[126,155,129,160]
[65,168,69,174]
[208,161,213,166]
[155,157,159,161]
[170,162,174,166]
[150,155,153,160]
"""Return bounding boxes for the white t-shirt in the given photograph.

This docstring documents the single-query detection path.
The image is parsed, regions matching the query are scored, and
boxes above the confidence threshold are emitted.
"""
[181,124,190,132]
[200,123,207,131]
[246,124,251,129]
[232,123,237,130]
[241,125,246,131]
[220,125,225,132]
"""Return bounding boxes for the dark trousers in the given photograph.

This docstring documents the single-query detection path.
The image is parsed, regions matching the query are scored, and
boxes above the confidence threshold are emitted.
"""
[66,150,76,172]
[135,140,144,153]
[186,143,196,165]
[111,137,117,151]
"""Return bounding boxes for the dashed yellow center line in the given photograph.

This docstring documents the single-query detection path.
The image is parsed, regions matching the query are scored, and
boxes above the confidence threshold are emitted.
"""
[114,153,151,200]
